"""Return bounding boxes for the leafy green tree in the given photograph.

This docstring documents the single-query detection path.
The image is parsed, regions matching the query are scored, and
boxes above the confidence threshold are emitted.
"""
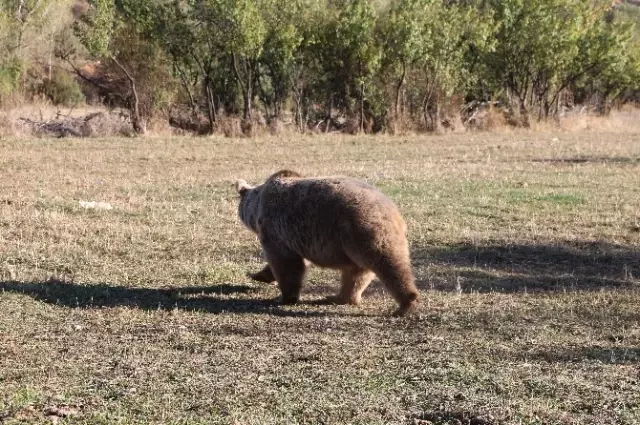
[73,0,175,134]
[152,2,203,122]
[482,0,635,124]
[153,0,228,133]
[282,0,326,130]
[4,0,640,134]
[0,0,73,103]
[316,0,381,132]
[575,24,640,112]
[1,0,67,56]
[380,0,494,130]
[219,0,267,122]
[257,0,304,121]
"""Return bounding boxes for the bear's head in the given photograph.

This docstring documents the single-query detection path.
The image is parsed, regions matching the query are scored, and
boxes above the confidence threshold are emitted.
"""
[235,179,260,233]
[235,170,302,234]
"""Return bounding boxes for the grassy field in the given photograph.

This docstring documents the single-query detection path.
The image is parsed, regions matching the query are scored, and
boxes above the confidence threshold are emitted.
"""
[0,131,639,425]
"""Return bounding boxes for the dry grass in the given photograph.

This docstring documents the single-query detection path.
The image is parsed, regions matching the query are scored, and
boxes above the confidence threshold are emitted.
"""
[0,131,639,424]
[530,107,640,134]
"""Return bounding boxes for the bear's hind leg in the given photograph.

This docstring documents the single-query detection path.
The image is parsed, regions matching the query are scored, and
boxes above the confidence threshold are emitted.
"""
[369,257,419,317]
[327,266,374,305]
[263,247,306,305]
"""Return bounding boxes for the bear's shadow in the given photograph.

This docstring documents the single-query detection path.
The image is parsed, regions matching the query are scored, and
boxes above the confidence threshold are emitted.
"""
[0,279,342,317]
[4,240,637,315]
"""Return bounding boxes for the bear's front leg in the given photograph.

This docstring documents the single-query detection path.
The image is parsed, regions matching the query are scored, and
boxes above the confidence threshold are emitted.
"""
[260,235,306,305]
[269,255,306,304]
[247,264,275,283]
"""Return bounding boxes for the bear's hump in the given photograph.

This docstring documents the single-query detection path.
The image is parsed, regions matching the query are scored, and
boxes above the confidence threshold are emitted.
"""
[261,176,398,217]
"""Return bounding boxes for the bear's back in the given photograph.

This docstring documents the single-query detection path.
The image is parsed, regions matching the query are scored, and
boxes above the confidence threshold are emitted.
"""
[259,176,397,220]
[256,176,405,266]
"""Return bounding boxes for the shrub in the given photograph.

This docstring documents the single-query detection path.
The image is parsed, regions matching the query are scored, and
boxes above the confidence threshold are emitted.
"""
[41,69,85,107]
[0,59,23,103]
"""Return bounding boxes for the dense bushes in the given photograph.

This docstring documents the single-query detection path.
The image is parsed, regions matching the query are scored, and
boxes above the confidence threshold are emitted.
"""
[0,59,22,103]
[41,69,85,106]
[1,0,639,134]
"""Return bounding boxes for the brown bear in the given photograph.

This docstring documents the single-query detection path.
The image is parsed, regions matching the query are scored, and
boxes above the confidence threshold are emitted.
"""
[235,170,419,316]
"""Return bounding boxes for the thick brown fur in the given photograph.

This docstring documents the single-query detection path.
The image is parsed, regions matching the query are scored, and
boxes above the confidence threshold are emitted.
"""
[236,170,419,316]
[266,169,303,181]
[246,169,303,284]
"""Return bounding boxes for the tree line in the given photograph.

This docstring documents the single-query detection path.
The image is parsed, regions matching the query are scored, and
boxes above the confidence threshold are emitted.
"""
[1,0,639,135]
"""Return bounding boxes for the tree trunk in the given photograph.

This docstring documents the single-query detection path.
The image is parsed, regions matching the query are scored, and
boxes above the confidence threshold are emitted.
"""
[423,95,430,131]
[274,100,281,121]
[543,98,550,120]
[113,57,146,135]
[232,53,252,123]
[243,83,252,122]
[256,70,272,121]
[292,82,303,132]
[433,102,442,133]
[129,87,146,135]
[294,94,302,131]
[519,97,530,128]
[244,61,253,122]
[395,62,406,119]
[48,49,52,81]
[360,81,365,134]
[325,94,332,133]
[176,65,198,120]
[205,81,217,134]
[422,82,436,132]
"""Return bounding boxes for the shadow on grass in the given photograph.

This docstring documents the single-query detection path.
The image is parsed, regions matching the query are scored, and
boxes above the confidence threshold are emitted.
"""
[413,240,639,293]
[0,279,334,317]
[2,240,638,312]
[527,346,640,364]
[529,155,640,165]
[411,410,495,425]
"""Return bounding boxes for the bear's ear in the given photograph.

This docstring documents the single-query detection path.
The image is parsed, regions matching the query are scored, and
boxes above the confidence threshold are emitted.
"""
[235,179,253,195]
